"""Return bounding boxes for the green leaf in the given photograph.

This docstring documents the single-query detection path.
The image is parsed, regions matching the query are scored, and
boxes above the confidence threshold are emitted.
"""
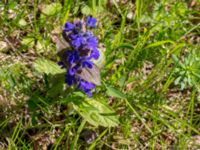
[73,98,119,127]
[41,3,62,16]
[18,18,27,27]
[144,40,175,49]
[33,58,65,75]
[99,0,107,7]
[36,40,46,53]
[81,5,91,15]
[21,37,34,47]
[47,73,65,97]
[106,86,127,99]
[27,96,38,111]
[116,43,134,49]
[172,54,184,68]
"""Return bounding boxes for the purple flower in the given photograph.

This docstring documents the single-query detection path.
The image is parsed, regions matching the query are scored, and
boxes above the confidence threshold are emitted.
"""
[71,34,85,48]
[87,36,98,50]
[64,22,75,32]
[74,21,82,30]
[78,80,96,97]
[86,16,97,28]
[90,48,100,60]
[65,73,77,86]
[66,50,79,65]
[82,59,93,68]
[68,63,81,75]
[59,16,100,97]
[58,61,66,68]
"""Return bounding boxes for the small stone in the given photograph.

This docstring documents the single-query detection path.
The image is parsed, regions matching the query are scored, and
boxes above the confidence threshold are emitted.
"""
[127,11,133,20]
[8,9,16,19]
[81,130,97,144]
[0,41,9,52]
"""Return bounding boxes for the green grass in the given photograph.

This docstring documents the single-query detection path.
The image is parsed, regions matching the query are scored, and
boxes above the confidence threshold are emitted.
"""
[0,0,200,149]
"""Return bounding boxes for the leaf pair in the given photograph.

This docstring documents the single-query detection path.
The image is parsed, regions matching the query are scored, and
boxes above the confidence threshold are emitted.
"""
[73,98,119,127]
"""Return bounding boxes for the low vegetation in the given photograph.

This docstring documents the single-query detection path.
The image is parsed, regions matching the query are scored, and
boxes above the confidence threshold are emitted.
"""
[0,0,200,149]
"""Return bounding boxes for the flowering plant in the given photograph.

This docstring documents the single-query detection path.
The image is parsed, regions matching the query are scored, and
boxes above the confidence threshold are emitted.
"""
[58,16,100,97]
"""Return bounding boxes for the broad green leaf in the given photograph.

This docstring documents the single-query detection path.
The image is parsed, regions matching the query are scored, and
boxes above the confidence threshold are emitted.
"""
[73,98,119,127]
[81,5,91,15]
[33,58,65,75]
[21,37,34,47]
[36,40,46,53]
[41,3,62,16]
[106,86,127,99]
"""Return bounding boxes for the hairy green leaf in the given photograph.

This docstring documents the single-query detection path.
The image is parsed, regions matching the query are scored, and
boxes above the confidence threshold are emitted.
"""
[41,3,62,16]
[33,58,65,75]
[73,98,119,127]
[106,86,127,99]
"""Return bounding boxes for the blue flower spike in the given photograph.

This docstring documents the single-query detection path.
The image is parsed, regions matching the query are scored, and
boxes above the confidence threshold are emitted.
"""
[58,16,100,97]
